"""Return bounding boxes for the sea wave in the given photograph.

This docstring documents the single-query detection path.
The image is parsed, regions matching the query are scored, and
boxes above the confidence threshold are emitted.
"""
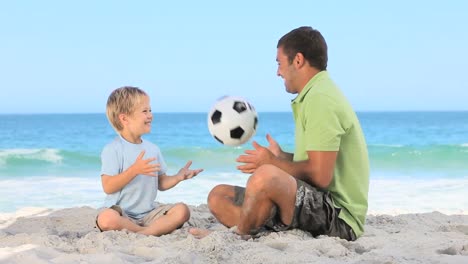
[368,144,468,173]
[1,174,467,214]
[0,148,100,176]
[1,144,467,178]
[0,148,63,166]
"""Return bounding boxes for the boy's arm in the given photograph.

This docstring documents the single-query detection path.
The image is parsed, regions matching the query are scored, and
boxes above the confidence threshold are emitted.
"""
[101,169,138,194]
[158,161,203,191]
[101,150,159,194]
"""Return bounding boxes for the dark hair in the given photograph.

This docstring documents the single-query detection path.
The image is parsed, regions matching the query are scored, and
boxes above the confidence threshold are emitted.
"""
[277,26,328,70]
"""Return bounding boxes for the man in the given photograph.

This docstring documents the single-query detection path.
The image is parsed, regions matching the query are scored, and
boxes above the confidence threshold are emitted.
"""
[192,26,369,241]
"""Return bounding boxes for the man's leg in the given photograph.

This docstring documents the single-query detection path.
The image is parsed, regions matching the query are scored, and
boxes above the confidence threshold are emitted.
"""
[188,184,241,238]
[190,164,297,238]
[237,164,297,235]
[207,184,242,227]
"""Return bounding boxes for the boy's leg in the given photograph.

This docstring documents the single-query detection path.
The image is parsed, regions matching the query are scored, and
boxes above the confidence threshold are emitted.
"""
[96,207,144,233]
[138,203,190,236]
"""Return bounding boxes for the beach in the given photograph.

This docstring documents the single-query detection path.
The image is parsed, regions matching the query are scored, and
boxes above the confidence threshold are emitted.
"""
[0,205,467,263]
[1,112,467,263]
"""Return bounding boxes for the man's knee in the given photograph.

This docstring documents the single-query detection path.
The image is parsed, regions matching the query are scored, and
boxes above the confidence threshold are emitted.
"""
[208,185,225,208]
[208,184,230,203]
[247,164,281,191]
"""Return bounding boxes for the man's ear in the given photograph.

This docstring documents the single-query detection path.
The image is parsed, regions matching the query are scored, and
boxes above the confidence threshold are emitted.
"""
[294,52,305,68]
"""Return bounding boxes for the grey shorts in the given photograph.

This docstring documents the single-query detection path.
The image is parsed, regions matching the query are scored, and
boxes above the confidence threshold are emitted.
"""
[233,179,356,241]
[95,204,177,232]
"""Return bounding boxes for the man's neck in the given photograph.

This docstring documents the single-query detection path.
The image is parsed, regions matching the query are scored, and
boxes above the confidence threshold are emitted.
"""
[296,67,321,94]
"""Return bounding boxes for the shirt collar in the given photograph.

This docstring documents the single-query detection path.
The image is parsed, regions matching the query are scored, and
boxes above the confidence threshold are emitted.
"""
[292,71,329,104]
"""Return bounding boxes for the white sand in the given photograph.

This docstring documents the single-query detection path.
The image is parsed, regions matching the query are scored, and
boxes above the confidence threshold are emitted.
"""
[0,205,467,264]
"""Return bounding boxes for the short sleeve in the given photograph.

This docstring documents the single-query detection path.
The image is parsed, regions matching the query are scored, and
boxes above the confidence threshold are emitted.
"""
[303,94,345,151]
[101,143,121,176]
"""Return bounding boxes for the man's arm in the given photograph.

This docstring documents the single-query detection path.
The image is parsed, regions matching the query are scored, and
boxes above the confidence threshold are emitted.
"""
[271,151,337,189]
[237,142,337,189]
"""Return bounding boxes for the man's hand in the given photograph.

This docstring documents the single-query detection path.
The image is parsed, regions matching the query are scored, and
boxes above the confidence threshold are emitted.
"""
[178,161,203,180]
[265,134,283,157]
[129,150,160,177]
[236,140,276,174]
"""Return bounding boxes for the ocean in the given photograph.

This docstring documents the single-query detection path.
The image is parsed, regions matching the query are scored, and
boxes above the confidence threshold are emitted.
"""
[0,112,467,215]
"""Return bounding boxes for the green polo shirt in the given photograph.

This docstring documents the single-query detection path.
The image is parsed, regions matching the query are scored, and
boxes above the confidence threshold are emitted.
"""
[291,71,369,237]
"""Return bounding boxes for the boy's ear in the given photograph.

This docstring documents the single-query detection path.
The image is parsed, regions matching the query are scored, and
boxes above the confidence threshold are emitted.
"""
[118,113,127,125]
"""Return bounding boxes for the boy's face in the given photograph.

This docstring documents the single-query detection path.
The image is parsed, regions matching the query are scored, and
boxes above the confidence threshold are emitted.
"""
[124,95,153,137]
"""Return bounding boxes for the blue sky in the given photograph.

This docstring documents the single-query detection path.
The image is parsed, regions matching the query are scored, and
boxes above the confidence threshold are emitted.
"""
[1,1,467,113]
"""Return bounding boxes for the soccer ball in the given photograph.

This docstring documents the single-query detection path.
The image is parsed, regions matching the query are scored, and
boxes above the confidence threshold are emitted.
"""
[208,96,258,146]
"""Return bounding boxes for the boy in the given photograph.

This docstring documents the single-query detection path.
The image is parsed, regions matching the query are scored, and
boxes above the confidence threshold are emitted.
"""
[96,86,203,236]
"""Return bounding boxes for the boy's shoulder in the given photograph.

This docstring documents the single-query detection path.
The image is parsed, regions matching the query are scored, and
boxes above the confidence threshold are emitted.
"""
[141,139,161,151]
[104,136,121,147]
[101,137,122,153]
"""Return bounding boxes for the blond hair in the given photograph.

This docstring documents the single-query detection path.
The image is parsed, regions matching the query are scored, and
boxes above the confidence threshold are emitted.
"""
[106,86,148,131]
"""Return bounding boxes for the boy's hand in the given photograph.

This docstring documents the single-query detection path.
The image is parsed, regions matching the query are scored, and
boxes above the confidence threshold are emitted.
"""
[130,150,160,177]
[177,161,203,180]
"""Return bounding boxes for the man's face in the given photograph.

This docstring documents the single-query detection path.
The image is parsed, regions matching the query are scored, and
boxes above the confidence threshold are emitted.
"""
[276,47,298,94]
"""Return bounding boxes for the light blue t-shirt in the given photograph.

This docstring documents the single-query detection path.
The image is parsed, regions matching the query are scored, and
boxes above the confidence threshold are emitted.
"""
[100,136,167,219]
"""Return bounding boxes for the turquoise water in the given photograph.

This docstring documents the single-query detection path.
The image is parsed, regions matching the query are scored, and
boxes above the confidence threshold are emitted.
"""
[1,112,467,214]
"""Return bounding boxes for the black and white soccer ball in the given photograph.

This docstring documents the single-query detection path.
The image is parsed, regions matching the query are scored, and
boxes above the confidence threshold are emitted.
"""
[208,96,258,146]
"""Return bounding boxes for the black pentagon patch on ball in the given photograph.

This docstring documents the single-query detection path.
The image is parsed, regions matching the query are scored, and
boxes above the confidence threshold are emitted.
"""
[214,135,224,144]
[230,126,244,139]
[211,110,222,124]
[254,116,258,130]
[233,101,247,113]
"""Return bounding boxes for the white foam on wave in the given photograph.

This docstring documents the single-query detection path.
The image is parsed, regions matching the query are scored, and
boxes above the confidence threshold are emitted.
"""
[368,176,468,215]
[0,176,104,213]
[158,172,250,205]
[370,144,404,148]
[1,173,467,215]
[0,148,63,166]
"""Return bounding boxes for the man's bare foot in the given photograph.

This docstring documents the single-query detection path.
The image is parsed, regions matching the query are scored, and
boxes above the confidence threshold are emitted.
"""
[188,227,212,239]
[230,226,252,240]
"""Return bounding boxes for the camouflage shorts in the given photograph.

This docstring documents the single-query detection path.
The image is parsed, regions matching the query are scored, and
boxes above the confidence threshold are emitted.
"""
[233,179,356,241]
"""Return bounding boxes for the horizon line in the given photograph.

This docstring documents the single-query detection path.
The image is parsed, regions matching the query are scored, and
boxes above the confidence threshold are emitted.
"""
[1,110,468,115]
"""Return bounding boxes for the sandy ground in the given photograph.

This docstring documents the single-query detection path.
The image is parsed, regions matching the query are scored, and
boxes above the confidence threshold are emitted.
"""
[0,205,467,264]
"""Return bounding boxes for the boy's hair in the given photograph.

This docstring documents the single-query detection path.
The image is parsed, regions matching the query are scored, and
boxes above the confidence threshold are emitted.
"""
[277,26,328,71]
[106,86,148,131]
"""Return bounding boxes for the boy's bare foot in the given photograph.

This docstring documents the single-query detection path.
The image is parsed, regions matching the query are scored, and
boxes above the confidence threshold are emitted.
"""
[188,227,212,239]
